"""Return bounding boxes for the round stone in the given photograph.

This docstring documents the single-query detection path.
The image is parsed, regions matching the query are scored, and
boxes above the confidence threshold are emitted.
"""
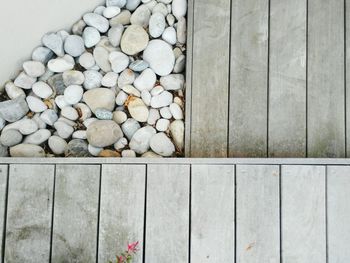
[95,108,113,120]
[172,0,187,19]
[64,85,84,105]
[170,119,184,150]
[32,81,53,99]
[83,27,101,48]
[64,35,85,57]
[126,0,141,10]
[14,72,36,90]
[121,118,141,140]
[18,119,38,135]
[63,70,85,86]
[109,51,129,73]
[150,91,173,108]
[88,144,103,156]
[113,111,127,124]
[23,61,45,78]
[107,0,127,7]
[54,121,74,139]
[149,12,166,38]
[134,68,156,91]
[147,108,160,125]
[143,40,175,76]
[110,10,131,26]
[5,81,25,99]
[10,144,45,157]
[120,25,149,56]
[129,60,149,72]
[26,96,48,113]
[108,25,124,47]
[40,109,58,126]
[122,85,140,97]
[72,130,87,139]
[177,17,187,44]
[169,103,183,119]
[47,55,75,73]
[103,6,121,18]
[47,74,65,95]
[118,69,135,87]
[0,129,23,147]
[150,132,175,156]
[151,85,164,96]
[174,55,186,73]
[130,4,151,27]
[102,72,119,87]
[84,70,103,90]
[87,120,123,147]
[160,74,185,90]
[83,88,116,113]
[116,91,128,106]
[122,149,136,157]
[162,27,177,45]
[93,47,112,72]
[79,52,96,69]
[42,32,64,56]
[129,126,156,154]
[48,136,67,155]
[23,129,51,145]
[61,107,79,121]
[75,103,92,121]
[83,13,109,33]
[65,139,90,157]
[141,90,151,106]
[127,97,149,122]
[72,19,87,35]
[32,46,54,64]
[160,107,172,119]
[156,118,170,132]
[55,95,69,109]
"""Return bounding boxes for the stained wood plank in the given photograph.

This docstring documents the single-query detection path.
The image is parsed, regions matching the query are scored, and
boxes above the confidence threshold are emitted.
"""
[4,164,54,263]
[308,0,345,157]
[269,0,307,157]
[327,166,350,262]
[0,165,8,261]
[51,165,100,262]
[99,165,146,263]
[229,0,269,157]
[191,0,230,157]
[145,164,190,262]
[236,165,280,262]
[281,165,326,262]
[191,165,234,263]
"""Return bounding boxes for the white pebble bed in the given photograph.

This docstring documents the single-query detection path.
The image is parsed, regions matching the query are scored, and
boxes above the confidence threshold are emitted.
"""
[0,0,186,158]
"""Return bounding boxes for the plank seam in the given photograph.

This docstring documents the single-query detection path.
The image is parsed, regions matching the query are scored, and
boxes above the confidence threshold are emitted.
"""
[142,164,148,263]
[325,166,329,263]
[96,164,102,263]
[189,0,195,157]
[188,164,192,263]
[1,165,9,263]
[279,164,282,263]
[49,164,57,263]
[306,0,309,158]
[344,0,347,157]
[226,0,233,157]
[234,164,237,263]
[267,0,271,157]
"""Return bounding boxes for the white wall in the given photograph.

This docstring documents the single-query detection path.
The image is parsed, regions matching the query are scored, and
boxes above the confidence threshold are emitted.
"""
[0,0,105,86]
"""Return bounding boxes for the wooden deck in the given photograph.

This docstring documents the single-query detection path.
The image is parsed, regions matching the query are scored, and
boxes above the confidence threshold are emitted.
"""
[1,158,350,262]
[185,0,349,158]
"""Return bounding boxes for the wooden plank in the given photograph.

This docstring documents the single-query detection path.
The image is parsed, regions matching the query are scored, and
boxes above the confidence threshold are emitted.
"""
[269,0,307,157]
[51,165,100,262]
[308,0,345,157]
[4,164,54,263]
[327,166,350,262]
[0,165,8,261]
[145,164,190,262]
[236,165,280,262]
[99,165,146,263]
[229,0,269,157]
[281,165,326,262]
[190,0,231,157]
[191,165,234,263]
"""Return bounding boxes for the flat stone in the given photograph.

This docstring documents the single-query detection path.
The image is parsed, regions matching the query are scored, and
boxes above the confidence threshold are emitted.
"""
[65,139,90,157]
[108,25,124,47]
[47,74,65,95]
[113,111,127,124]
[109,51,129,73]
[129,126,156,154]
[64,35,85,57]
[23,129,51,145]
[93,46,112,72]
[129,60,149,72]
[79,52,96,69]
[126,0,141,11]
[141,151,162,158]
[147,108,160,125]
[121,118,140,140]
[122,149,136,157]
[118,69,135,87]
[0,129,23,147]
[32,81,53,99]
[121,85,140,97]
[127,97,149,122]
[149,12,166,38]
[83,13,109,33]
[10,144,45,157]
[150,132,175,156]
[0,96,29,122]
[83,70,103,90]
[160,74,185,90]
[23,61,45,78]
[134,68,156,91]
[83,88,116,113]
[177,17,187,44]
[102,72,119,87]
[47,55,75,73]
[87,120,123,147]
[32,46,54,64]
[172,0,187,19]
[130,4,151,27]
[110,10,131,26]
[106,0,127,7]
[95,108,113,120]
[48,135,67,155]
[120,25,149,55]
[103,6,121,18]
[156,118,170,131]
[150,90,173,108]
[14,72,36,90]
[83,27,101,48]
[26,96,47,113]
[143,40,175,76]
[54,121,74,139]
[40,109,58,126]
[61,106,79,121]
[162,27,177,45]
[5,81,25,100]
[42,32,64,56]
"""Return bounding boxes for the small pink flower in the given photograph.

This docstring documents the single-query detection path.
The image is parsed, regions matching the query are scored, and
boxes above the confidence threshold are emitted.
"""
[127,241,139,253]
[117,255,125,263]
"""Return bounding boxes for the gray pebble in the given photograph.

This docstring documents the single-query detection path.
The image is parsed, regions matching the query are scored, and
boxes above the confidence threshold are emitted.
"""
[129,60,149,72]
[95,108,113,120]
[65,139,90,157]
[121,118,141,140]
[42,32,64,56]
[32,46,54,64]
[64,35,86,57]
[0,129,23,147]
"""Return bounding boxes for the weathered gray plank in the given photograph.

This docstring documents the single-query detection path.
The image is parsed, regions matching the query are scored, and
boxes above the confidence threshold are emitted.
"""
[191,0,230,157]
[236,165,280,262]
[0,165,8,261]
[99,165,145,263]
[191,165,234,263]
[5,164,54,263]
[281,165,326,262]
[308,0,345,157]
[269,0,307,157]
[327,166,350,262]
[51,165,100,262]
[145,164,190,262]
[229,0,269,157]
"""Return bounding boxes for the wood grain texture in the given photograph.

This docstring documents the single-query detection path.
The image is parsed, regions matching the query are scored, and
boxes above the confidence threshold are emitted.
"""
[4,164,54,263]
[327,166,350,262]
[0,165,8,261]
[99,165,146,263]
[269,0,307,157]
[145,164,190,263]
[51,165,100,263]
[236,165,280,263]
[281,165,326,263]
[229,0,269,157]
[308,0,345,157]
[190,0,231,157]
[191,165,234,263]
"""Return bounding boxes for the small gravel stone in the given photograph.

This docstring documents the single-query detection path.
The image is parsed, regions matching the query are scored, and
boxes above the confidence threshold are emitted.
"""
[83,70,103,90]
[130,4,151,27]
[113,111,127,124]
[150,90,173,108]
[75,103,92,121]
[160,74,185,90]
[64,85,83,105]
[14,72,36,90]
[84,88,116,113]
[102,72,119,87]
[93,46,112,72]
[32,81,53,99]
[150,85,164,96]
[122,149,136,157]
[160,107,172,119]
[26,96,48,113]
[126,0,141,10]
[172,0,187,19]
[61,107,79,120]
[110,10,131,26]
[83,117,98,128]
[149,12,166,38]
[40,109,58,126]
[83,13,109,33]
[122,118,141,140]
[87,120,123,147]
[64,35,85,57]
[134,68,156,91]
[121,25,149,55]
[54,121,74,139]
[47,74,65,95]
[103,6,121,18]
[147,108,160,125]
[23,61,45,78]
[129,126,156,154]
[32,113,47,129]
[98,149,121,157]
[177,17,187,44]
[169,102,183,119]
[72,130,87,139]
[88,144,103,156]
[5,81,25,100]
[72,19,87,35]
[156,118,170,131]
[48,136,67,155]
[95,108,113,120]
[19,119,38,135]
[42,32,64,56]
[107,0,127,7]
[65,139,90,157]
[94,5,106,15]
[150,132,175,156]
[127,97,149,122]
[24,129,51,145]
[173,54,186,73]
[55,95,69,109]
[48,55,75,73]
[141,90,151,106]
[129,60,149,72]
[114,137,128,150]
[10,144,45,157]
[162,27,177,45]
[79,52,96,69]
[109,51,129,73]
[0,129,23,147]
[0,96,29,122]
[166,14,175,26]
[83,27,101,48]
[63,71,84,86]
[153,3,168,15]
[32,47,54,64]
[170,120,184,150]
[108,25,124,47]
[118,69,135,87]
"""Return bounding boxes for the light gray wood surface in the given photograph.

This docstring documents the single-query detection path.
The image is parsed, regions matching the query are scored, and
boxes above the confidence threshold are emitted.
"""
[145,164,190,263]
[327,166,350,262]
[51,165,100,263]
[4,165,54,263]
[0,165,7,261]
[236,165,280,263]
[99,165,146,263]
[308,0,345,157]
[191,165,234,263]
[229,0,269,157]
[269,0,307,157]
[190,0,231,157]
[281,165,326,263]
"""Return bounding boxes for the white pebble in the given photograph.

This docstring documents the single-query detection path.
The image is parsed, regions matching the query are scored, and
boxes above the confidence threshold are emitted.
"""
[160,107,172,119]
[26,96,48,112]
[54,121,74,139]
[48,55,75,73]
[109,51,129,73]
[32,81,53,99]
[83,27,101,48]
[88,144,103,156]
[113,111,127,124]
[40,109,58,126]
[64,85,84,105]
[102,72,119,87]
[122,149,136,157]
[150,90,173,108]
[61,107,79,121]
[147,108,160,125]
[84,70,103,89]
[169,103,183,119]
[48,136,67,155]
[116,91,128,105]
[134,68,156,91]
[79,52,95,69]
[19,119,38,135]
[55,95,70,109]
[156,118,170,131]
[5,81,25,99]
[14,72,36,90]
[103,6,121,18]
[162,27,177,45]
[141,90,151,106]
[23,61,46,78]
